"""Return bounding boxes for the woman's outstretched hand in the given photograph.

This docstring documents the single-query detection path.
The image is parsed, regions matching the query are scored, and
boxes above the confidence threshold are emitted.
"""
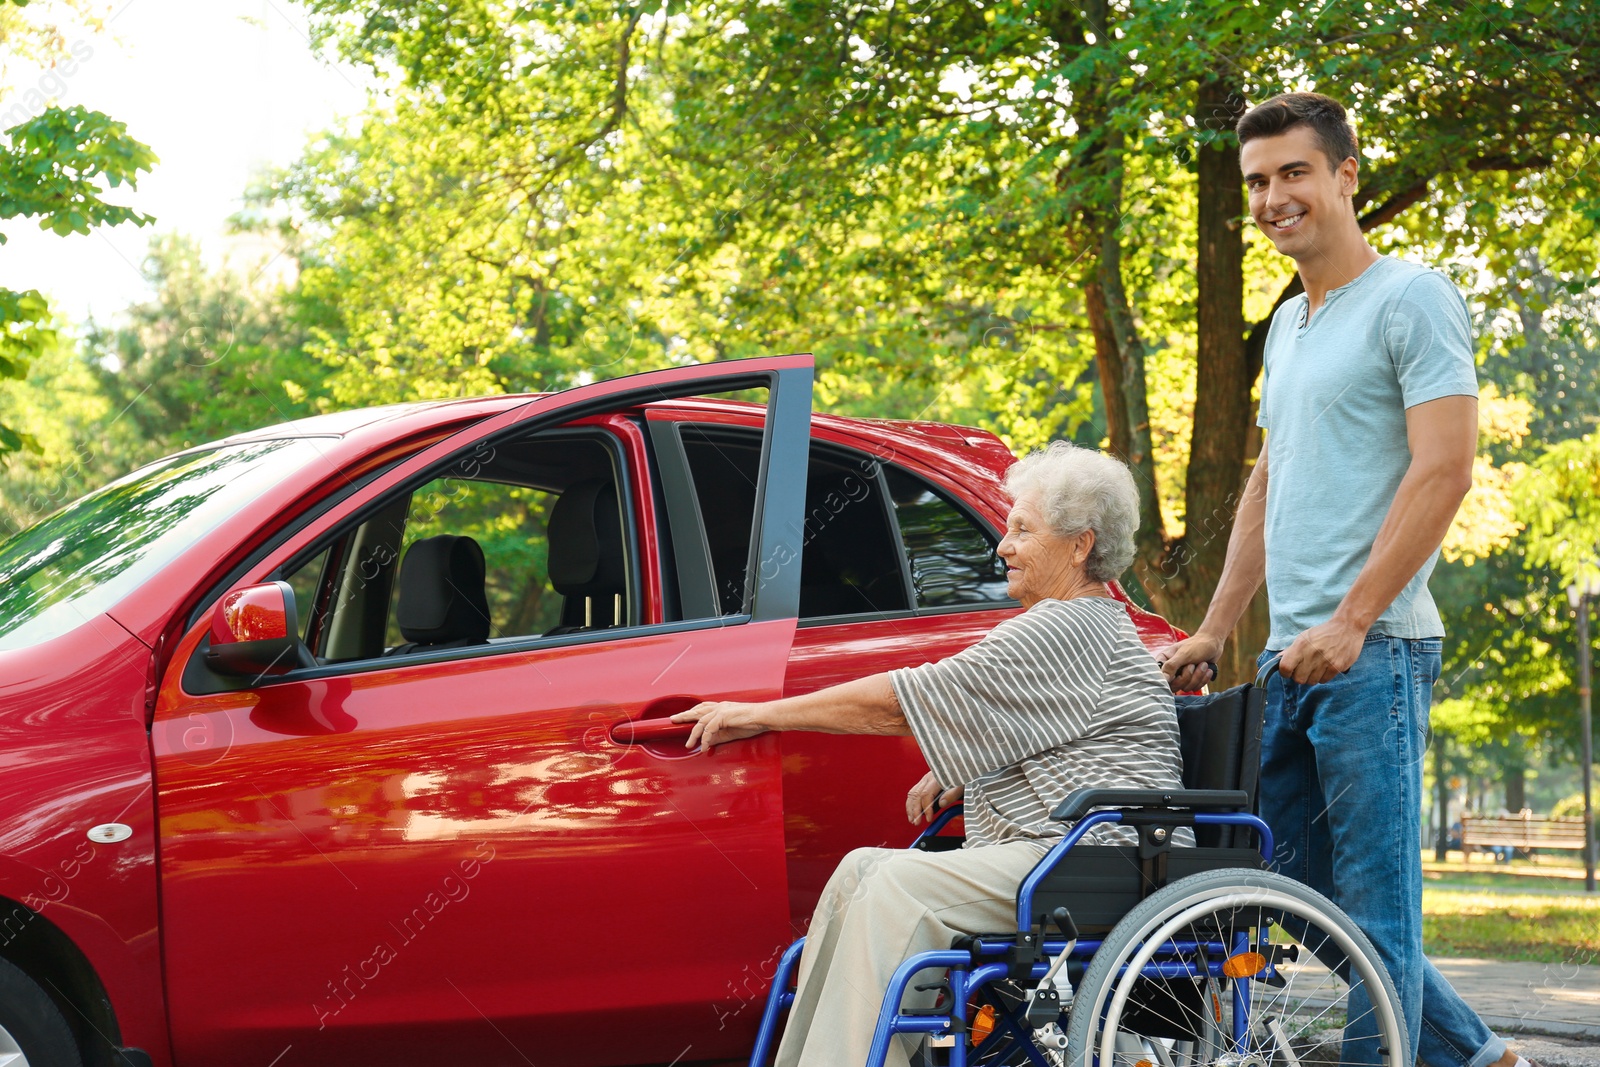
[671,701,770,753]
[905,771,963,826]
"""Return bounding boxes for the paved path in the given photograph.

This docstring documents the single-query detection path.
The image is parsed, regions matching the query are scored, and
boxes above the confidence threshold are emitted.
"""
[1435,957,1600,1065]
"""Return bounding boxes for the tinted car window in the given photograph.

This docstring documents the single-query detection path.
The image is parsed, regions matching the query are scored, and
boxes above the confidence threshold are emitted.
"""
[678,425,759,615]
[678,427,910,619]
[0,438,333,651]
[795,452,909,617]
[882,466,1010,608]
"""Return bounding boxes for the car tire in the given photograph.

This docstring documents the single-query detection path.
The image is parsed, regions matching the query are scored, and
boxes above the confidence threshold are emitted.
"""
[0,956,83,1067]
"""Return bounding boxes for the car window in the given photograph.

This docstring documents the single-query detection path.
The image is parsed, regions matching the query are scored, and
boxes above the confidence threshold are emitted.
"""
[287,431,630,662]
[676,425,760,615]
[796,449,910,617]
[676,427,911,620]
[283,544,332,644]
[881,465,1011,608]
[382,476,565,647]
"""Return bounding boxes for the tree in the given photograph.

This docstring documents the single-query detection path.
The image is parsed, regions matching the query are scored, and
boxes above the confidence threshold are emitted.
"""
[81,234,337,452]
[1517,435,1600,590]
[279,0,1596,676]
[0,324,131,537]
[1426,263,1600,813]
[0,0,156,457]
[0,235,336,535]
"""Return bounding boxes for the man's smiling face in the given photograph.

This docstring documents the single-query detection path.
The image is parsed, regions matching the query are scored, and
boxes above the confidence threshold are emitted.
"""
[1240,124,1358,261]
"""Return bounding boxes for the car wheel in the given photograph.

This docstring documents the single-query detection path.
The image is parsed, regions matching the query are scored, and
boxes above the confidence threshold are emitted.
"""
[0,956,83,1067]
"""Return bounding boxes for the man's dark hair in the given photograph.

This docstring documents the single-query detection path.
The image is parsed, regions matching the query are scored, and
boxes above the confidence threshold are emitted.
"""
[1236,92,1358,171]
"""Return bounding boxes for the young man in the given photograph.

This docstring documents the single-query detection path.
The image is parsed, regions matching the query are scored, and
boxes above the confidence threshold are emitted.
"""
[1161,93,1532,1067]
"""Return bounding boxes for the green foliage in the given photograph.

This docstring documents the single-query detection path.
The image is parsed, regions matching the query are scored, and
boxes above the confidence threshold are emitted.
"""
[1515,435,1600,589]
[0,104,156,238]
[1432,554,1577,748]
[6,2,1598,771]
[80,234,337,452]
[0,323,129,536]
[0,87,157,458]
[271,0,1600,476]
[0,287,50,453]
[262,2,1120,439]
[1550,791,1595,819]
[0,236,338,535]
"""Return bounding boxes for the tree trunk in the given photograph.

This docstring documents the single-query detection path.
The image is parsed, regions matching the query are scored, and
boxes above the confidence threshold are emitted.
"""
[1213,340,1273,685]
[1092,218,1164,581]
[1159,78,1250,635]
[1434,739,1451,861]
[1085,281,1130,461]
[1505,766,1526,813]
[1057,0,1165,595]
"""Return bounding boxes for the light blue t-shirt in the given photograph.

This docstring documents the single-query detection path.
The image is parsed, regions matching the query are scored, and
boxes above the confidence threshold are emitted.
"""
[1257,255,1478,649]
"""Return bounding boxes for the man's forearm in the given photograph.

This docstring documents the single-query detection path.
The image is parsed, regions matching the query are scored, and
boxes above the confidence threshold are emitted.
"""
[1332,463,1470,633]
[1194,458,1269,642]
[756,674,911,736]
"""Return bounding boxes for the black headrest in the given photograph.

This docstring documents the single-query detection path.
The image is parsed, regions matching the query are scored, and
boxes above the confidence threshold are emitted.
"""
[548,480,626,594]
[395,535,491,646]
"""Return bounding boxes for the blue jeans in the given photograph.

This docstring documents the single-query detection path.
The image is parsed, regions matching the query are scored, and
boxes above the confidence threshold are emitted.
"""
[1258,637,1506,1067]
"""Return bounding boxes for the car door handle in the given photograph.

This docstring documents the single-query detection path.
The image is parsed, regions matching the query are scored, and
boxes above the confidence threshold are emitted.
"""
[610,718,697,744]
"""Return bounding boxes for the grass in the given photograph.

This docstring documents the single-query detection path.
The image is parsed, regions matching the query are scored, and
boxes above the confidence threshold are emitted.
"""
[1425,869,1589,894]
[1423,852,1590,892]
[1423,887,1600,962]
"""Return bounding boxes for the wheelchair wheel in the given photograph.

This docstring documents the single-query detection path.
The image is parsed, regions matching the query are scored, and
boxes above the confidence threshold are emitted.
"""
[1063,867,1408,1067]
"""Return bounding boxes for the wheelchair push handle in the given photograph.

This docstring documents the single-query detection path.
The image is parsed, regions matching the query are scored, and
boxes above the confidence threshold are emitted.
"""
[1254,653,1284,690]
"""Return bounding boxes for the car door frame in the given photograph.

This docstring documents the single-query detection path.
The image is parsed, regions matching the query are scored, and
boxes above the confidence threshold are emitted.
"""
[179,355,814,688]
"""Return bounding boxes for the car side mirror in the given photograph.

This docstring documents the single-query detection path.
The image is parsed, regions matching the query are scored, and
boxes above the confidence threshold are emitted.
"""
[206,581,315,679]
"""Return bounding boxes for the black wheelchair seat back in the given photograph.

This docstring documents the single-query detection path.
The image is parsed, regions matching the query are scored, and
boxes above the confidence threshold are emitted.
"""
[1175,683,1264,848]
[1028,682,1267,933]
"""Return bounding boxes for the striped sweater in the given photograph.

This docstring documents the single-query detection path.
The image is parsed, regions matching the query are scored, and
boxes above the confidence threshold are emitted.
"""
[890,596,1184,848]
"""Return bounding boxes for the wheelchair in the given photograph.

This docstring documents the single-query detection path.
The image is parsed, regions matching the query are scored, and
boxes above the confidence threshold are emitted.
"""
[749,658,1408,1067]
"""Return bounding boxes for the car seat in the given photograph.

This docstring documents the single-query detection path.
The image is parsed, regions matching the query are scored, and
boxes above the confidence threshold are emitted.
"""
[384,534,492,655]
[544,479,627,634]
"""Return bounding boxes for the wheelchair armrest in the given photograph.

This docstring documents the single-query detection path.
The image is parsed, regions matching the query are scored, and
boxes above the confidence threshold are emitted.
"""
[1050,788,1250,823]
[909,803,965,851]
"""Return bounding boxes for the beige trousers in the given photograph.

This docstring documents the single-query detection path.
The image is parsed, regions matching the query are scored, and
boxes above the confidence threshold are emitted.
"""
[774,840,1050,1067]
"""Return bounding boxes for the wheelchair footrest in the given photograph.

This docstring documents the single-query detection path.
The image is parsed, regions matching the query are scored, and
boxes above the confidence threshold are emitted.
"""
[1024,985,1062,1027]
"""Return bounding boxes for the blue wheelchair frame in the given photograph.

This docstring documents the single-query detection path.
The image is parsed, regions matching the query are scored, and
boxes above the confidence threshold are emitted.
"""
[748,806,1274,1067]
[750,656,1285,1067]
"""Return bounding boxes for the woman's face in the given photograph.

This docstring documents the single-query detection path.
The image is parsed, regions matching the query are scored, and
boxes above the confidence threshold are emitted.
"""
[997,490,1091,607]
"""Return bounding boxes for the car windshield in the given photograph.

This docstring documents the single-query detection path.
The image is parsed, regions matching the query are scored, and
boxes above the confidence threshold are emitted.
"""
[0,437,335,651]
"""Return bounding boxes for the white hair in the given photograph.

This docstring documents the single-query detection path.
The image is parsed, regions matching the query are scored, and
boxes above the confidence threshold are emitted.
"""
[1003,442,1140,583]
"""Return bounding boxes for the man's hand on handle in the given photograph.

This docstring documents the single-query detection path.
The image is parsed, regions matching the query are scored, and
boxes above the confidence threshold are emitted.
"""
[1159,633,1224,692]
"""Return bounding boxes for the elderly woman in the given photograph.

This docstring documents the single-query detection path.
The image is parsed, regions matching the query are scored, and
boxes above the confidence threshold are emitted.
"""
[672,442,1182,1067]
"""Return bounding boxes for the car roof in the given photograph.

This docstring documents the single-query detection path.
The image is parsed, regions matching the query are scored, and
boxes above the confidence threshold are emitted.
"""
[212,396,533,444]
[208,393,1016,483]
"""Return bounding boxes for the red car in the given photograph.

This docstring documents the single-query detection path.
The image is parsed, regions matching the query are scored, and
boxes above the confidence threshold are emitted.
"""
[0,355,1181,1067]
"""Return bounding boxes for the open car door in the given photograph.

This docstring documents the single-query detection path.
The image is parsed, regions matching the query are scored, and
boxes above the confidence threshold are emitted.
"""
[152,356,813,1065]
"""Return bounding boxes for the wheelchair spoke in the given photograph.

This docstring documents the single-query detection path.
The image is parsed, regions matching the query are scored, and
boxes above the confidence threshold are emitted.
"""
[1062,870,1408,1067]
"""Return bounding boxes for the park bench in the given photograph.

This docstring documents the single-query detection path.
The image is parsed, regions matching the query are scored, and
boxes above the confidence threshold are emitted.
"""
[1460,812,1587,859]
